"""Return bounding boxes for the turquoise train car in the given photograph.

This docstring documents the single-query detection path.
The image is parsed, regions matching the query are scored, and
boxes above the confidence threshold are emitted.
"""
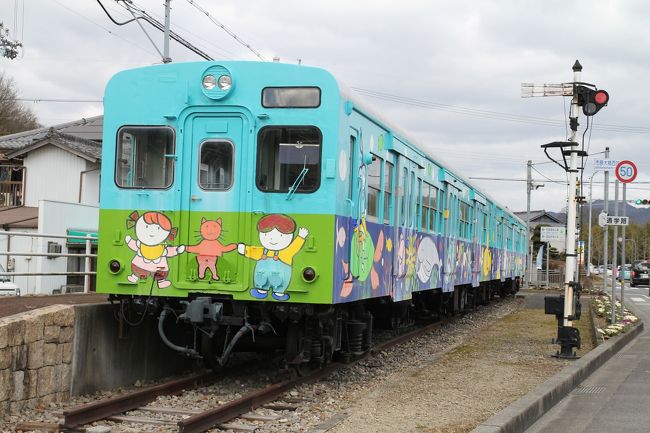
[98,61,527,367]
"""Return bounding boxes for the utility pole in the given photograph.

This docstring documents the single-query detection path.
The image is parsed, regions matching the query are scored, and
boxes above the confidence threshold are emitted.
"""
[526,160,532,288]
[163,0,172,63]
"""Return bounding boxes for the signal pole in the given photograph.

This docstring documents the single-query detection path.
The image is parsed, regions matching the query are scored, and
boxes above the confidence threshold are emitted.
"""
[562,60,581,333]
[526,160,532,288]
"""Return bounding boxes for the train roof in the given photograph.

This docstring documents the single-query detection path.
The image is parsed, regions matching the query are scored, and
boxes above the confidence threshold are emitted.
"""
[105,61,524,226]
[335,77,525,226]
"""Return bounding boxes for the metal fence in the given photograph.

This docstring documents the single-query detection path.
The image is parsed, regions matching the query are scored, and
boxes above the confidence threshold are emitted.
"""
[0,230,97,295]
[0,165,25,207]
[530,268,588,288]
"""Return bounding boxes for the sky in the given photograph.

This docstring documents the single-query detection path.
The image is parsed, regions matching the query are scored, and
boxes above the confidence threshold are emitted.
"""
[1,0,649,214]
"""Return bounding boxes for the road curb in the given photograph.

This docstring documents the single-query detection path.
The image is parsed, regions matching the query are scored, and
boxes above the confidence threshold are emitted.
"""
[470,320,644,433]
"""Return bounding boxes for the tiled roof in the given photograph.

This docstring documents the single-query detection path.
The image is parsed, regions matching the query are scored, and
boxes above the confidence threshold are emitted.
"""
[0,116,103,161]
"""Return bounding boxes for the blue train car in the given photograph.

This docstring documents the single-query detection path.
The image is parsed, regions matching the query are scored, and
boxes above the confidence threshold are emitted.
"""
[98,61,527,367]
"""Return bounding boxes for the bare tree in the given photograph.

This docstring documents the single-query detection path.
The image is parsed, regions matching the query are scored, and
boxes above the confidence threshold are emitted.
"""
[0,73,40,136]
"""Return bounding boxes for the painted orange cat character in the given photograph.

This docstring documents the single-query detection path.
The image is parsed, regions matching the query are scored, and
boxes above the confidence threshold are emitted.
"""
[186,217,236,281]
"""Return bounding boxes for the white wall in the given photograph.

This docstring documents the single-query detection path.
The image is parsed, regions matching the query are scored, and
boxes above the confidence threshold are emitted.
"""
[34,200,99,294]
[23,146,88,207]
[80,164,100,205]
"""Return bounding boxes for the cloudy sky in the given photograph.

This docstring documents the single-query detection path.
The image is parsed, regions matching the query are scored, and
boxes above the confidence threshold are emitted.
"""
[1,0,649,213]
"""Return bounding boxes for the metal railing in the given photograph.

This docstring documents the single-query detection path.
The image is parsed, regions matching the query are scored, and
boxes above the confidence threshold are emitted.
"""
[0,230,97,294]
[531,268,588,288]
[0,165,25,207]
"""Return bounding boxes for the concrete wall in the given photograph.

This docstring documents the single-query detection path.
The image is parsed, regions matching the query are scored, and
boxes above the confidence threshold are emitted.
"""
[0,302,194,416]
[71,303,194,395]
[0,305,75,414]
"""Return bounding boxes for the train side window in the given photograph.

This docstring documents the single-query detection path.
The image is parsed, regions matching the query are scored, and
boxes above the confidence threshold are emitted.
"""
[416,178,422,230]
[383,161,393,224]
[198,141,233,190]
[256,126,322,193]
[410,172,416,228]
[400,167,408,226]
[460,202,470,240]
[367,156,381,222]
[421,183,429,230]
[115,126,175,189]
[348,136,355,201]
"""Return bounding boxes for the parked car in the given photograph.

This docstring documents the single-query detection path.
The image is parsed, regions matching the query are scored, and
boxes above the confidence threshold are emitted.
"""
[0,263,20,296]
[631,260,650,287]
[617,264,632,281]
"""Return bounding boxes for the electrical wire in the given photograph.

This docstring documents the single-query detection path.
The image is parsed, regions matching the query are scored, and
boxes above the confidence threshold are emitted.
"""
[353,87,650,134]
[183,0,266,61]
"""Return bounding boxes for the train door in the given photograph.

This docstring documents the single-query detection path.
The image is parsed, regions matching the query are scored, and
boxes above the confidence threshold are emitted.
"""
[392,155,418,302]
[176,114,250,291]
[442,186,460,292]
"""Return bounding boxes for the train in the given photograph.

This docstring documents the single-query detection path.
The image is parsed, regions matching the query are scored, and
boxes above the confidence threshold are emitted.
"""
[98,60,527,368]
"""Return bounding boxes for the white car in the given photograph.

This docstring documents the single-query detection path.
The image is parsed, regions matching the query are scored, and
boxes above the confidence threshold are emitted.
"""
[0,263,20,296]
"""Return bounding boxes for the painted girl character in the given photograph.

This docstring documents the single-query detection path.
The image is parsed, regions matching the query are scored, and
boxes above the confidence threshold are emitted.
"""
[125,211,185,289]
[237,214,308,301]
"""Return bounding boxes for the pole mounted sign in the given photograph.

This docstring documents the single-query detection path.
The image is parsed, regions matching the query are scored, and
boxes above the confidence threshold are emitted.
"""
[594,159,619,171]
[615,160,637,183]
[541,226,566,242]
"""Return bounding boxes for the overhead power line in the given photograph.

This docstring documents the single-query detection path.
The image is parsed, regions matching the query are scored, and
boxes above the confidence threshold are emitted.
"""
[352,87,650,134]
[183,0,265,61]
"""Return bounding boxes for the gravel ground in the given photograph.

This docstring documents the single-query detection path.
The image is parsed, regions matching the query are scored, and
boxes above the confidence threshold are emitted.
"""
[3,292,595,433]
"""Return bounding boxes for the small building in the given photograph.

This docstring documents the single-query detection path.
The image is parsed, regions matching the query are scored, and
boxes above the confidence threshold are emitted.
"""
[0,116,102,294]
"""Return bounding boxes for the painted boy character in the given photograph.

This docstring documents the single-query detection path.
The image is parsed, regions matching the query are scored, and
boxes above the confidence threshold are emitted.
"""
[238,214,308,301]
[125,211,185,289]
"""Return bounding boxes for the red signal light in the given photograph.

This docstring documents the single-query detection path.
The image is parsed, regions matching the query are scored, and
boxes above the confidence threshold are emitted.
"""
[594,91,608,105]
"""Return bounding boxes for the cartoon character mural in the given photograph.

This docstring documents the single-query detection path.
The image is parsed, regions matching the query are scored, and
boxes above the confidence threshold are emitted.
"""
[416,236,441,286]
[238,214,308,301]
[186,217,236,281]
[125,211,185,288]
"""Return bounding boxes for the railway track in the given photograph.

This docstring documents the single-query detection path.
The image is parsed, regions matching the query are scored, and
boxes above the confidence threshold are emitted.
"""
[39,318,445,433]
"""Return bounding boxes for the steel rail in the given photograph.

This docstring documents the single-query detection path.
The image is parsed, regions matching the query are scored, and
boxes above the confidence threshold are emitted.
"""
[62,371,213,428]
[177,319,445,433]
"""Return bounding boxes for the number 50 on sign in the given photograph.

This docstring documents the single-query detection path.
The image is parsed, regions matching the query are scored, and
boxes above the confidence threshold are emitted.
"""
[615,160,638,183]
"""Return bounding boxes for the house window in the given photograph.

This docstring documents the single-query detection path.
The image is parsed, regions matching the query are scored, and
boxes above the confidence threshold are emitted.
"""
[115,126,175,189]
[256,126,322,193]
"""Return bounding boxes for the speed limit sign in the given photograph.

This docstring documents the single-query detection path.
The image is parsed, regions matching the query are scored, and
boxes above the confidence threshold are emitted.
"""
[615,160,638,183]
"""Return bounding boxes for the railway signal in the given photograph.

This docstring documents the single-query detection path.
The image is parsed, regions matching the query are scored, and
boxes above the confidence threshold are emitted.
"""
[576,85,609,116]
[635,199,650,205]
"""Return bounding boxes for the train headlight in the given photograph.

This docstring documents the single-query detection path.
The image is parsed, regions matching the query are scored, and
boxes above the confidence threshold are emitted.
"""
[109,259,122,274]
[217,75,232,90]
[202,75,217,90]
[302,267,317,283]
[200,65,233,100]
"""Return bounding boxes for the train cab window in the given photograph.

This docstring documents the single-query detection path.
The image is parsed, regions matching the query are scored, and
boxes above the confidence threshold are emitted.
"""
[199,141,233,190]
[115,126,175,189]
[256,126,321,193]
[262,87,321,108]
[383,161,393,224]
[367,156,381,222]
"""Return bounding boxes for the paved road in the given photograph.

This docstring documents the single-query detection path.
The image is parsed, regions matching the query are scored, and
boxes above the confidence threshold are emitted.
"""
[525,283,650,433]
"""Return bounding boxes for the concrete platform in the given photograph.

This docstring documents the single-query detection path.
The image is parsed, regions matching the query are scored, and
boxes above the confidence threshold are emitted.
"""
[472,286,648,433]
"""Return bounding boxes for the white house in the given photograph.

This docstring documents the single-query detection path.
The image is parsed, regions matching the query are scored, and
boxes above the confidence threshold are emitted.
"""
[0,116,102,294]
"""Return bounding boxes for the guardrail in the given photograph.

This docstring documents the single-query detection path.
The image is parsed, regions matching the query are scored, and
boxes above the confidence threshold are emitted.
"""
[531,269,588,288]
[0,230,97,294]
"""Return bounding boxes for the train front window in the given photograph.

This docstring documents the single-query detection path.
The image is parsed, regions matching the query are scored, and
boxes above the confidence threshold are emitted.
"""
[115,126,175,189]
[199,141,234,190]
[256,126,321,193]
